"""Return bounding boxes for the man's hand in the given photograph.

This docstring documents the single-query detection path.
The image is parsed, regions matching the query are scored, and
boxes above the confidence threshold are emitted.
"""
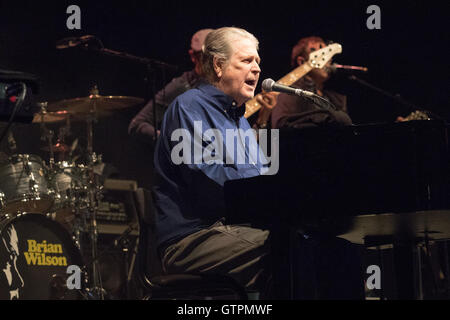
[255,91,278,129]
[256,91,277,110]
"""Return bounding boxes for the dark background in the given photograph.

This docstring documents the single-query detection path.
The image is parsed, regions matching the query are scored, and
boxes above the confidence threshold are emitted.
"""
[0,0,448,188]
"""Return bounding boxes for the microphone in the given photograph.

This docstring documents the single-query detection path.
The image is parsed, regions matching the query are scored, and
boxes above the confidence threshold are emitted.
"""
[7,130,16,152]
[69,138,78,157]
[56,35,97,49]
[330,63,368,73]
[262,78,315,97]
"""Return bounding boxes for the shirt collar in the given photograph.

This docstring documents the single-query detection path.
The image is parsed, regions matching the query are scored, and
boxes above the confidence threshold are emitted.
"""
[198,83,246,121]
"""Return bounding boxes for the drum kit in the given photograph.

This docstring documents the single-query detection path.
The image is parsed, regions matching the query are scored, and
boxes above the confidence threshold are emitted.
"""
[0,87,143,300]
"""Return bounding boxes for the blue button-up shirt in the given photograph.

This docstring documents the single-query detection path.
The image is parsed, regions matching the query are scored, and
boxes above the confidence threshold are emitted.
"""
[153,83,267,249]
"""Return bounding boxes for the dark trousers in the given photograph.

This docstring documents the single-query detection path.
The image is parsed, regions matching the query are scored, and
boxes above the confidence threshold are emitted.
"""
[161,223,365,299]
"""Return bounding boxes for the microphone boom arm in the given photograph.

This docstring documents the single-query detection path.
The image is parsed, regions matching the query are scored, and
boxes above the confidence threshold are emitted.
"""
[56,35,177,71]
[95,47,177,71]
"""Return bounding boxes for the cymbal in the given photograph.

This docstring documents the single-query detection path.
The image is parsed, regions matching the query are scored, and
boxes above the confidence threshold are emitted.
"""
[46,95,145,117]
[41,142,70,153]
[32,110,71,123]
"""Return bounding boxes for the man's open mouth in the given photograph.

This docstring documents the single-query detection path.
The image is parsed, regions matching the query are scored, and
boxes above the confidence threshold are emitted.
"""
[245,79,257,87]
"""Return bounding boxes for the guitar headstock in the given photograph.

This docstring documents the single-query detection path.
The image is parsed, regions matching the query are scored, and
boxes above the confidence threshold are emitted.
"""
[403,110,431,121]
[307,43,342,69]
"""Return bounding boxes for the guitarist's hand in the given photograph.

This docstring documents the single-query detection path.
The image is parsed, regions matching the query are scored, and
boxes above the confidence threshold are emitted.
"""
[256,92,277,110]
[255,92,278,128]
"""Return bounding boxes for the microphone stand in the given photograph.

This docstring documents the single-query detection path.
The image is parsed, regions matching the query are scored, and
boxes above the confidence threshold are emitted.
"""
[57,35,177,142]
[81,37,177,143]
[66,35,177,71]
[95,47,177,71]
[305,94,337,112]
[348,75,442,120]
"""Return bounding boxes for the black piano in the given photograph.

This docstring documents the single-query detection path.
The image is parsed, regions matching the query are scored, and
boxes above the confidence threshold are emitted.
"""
[224,120,450,299]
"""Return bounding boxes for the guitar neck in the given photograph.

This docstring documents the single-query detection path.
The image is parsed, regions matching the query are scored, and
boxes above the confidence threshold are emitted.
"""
[244,63,313,118]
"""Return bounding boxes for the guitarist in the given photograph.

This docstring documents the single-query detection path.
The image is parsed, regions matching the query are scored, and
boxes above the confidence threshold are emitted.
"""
[269,36,364,299]
[271,36,352,129]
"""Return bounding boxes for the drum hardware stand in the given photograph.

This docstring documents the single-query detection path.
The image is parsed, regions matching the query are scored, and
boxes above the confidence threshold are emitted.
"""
[70,206,87,251]
[56,115,72,162]
[37,102,55,170]
[83,84,106,299]
[127,237,139,299]
[114,222,139,299]
[78,221,139,299]
[443,241,450,299]
[22,154,40,200]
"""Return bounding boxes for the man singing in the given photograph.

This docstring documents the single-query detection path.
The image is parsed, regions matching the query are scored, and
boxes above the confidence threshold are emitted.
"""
[153,27,272,294]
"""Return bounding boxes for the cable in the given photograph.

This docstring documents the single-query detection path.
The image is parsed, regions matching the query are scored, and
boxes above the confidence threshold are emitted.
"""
[304,93,337,112]
[0,83,27,145]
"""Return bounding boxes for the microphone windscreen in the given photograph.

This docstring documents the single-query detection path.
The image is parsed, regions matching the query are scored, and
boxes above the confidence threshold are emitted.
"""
[262,78,275,92]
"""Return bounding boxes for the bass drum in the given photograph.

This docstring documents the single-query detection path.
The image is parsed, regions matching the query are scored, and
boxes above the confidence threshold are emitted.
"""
[0,213,84,300]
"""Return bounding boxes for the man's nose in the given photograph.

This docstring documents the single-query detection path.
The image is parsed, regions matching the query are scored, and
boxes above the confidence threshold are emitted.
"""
[251,62,261,74]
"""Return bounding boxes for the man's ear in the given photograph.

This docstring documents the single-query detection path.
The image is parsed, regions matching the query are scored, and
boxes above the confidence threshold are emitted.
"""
[213,56,223,78]
[188,49,196,64]
[296,55,306,66]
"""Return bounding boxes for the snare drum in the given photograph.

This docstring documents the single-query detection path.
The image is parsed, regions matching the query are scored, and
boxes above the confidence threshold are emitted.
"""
[0,155,54,215]
[0,213,84,299]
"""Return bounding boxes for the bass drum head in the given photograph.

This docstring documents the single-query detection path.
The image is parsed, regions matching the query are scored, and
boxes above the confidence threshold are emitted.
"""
[0,213,84,300]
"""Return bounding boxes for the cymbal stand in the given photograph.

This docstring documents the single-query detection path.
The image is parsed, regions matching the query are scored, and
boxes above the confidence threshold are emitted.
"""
[56,116,71,162]
[37,102,55,169]
[84,85,105,299]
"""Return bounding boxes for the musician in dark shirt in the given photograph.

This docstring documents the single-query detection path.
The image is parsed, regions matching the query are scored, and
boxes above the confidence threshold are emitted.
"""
[269,36,364,299]
[128,29,213,144]
[271,36,352,129]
